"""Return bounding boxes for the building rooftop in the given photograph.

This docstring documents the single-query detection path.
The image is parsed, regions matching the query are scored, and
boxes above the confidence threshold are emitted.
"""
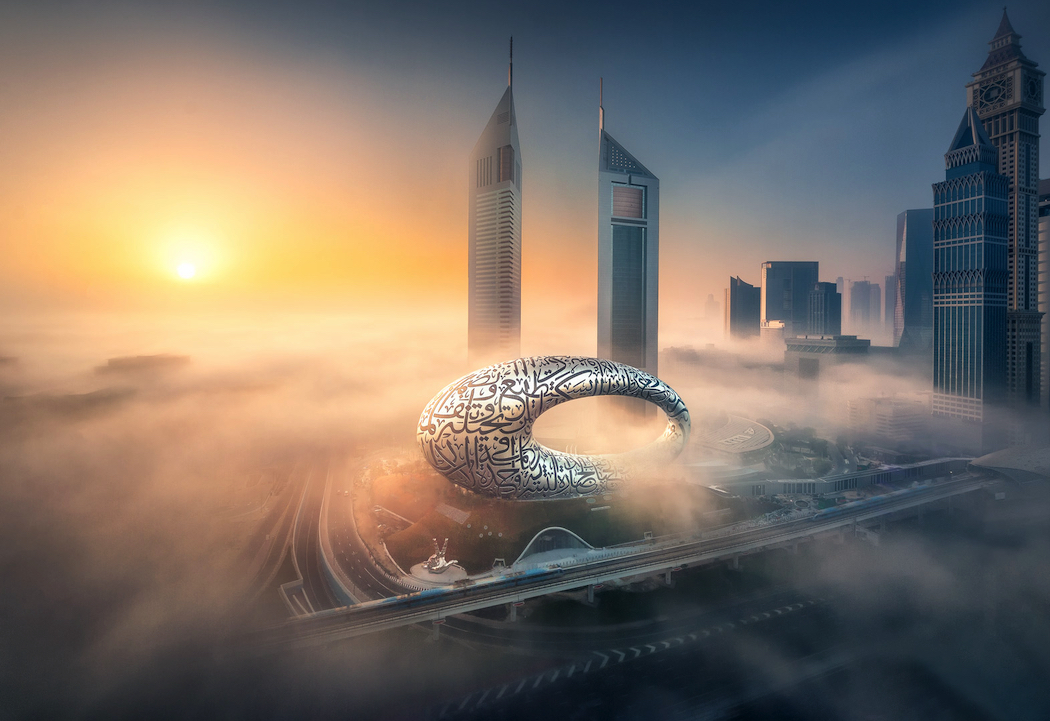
[785,335,871,353]
[691,415,775,456]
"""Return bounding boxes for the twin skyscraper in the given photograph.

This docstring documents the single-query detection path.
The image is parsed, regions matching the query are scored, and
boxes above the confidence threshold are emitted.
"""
[467,41,659,379]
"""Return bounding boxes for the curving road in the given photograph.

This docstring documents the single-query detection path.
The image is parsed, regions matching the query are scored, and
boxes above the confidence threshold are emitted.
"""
[254,473,992,650]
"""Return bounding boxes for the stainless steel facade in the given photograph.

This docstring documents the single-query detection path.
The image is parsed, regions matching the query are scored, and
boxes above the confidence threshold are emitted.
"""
[417,357,690,500]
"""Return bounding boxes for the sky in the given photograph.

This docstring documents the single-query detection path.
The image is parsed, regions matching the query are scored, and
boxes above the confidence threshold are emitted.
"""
[0,0,1048,354]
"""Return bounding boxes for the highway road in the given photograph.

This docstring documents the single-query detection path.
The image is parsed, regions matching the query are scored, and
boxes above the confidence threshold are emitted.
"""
[253,473,993,650]
[291,462,340,613]
[435,585,822,654]
[241,462,310,597]
[323,454,409,600]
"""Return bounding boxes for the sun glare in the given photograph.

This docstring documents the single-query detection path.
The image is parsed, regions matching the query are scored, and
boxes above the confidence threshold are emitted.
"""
[177,262,197,280]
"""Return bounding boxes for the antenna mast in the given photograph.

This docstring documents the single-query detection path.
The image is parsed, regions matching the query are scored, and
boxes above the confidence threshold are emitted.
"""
[599,77,604,133]
[509,37,513,87]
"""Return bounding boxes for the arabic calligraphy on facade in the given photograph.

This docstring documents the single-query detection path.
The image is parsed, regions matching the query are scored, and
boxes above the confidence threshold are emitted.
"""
[417,356,691,500]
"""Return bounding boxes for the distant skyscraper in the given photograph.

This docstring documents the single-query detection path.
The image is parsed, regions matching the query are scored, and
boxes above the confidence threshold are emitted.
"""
[597,82,659,376]
[966,10,1044,405]
[849,280,873,329]
[1039,179,1050,410]
[725,276,761,339]
[932,106,1009,423]
[704,293,719,320]
[759,261,818,338]
[884,274,895,330]
[894,209,935,354]
[869,283,882,327]
[808,282,841,336]
[468,41,522,366]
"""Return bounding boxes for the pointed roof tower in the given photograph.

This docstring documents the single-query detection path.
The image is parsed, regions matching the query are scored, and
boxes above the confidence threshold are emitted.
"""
[945,106,998,178]
[949,105,995,151]
[992,8,1017,41]
[979,7,1031,72]
[597,78,655,178]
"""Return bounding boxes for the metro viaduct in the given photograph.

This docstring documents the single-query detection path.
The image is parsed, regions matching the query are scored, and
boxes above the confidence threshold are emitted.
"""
[252,473,993,652]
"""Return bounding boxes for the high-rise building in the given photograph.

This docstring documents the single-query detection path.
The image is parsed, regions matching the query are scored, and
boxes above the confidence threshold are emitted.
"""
[894,209,935,353]
[808,282,841,336]
[704,293,719,320]
[849,280,873,329]
[597,83,659,376]
[1039,179,1050,410]
[847,397,928,445]
[869,283,882,327]
[725,276,761,339]
[932,106,1009,423]
[759,261,818,338]
[468,42,522,367]
[966,10,1044,405]
[884,274,895,331]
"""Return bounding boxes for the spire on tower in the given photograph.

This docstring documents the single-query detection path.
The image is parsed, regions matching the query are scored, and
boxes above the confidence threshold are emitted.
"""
[992,7,1016,41]
[978,6,1029,72]
[599,77,604,133]
[508,37,513,87]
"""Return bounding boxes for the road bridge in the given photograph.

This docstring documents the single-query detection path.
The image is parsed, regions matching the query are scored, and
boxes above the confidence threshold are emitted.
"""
[254,473,993,651]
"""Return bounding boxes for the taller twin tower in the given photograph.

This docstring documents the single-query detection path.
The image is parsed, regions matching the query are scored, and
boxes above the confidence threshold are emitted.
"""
[468,41,522,367]
[467,46,659,376]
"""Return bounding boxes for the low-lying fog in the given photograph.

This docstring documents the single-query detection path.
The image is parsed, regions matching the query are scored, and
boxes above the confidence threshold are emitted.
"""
[1,311,1047,719]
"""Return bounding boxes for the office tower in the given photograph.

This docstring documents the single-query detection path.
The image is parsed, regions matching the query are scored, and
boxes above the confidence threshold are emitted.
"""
[468,41,522,367]
[1039,179,1050,409]
[884,274,895,330]
[808,282,841,336]
[932,106,1009,423]
[849,280,873,328]
[894,209,935,353]
[704,293,719,320]
[725,276,761,339]
[966,10,1044,405]
[597,82,659,376]
[835,277,844,294]
[759,261,818,337]
[869,283,882,327]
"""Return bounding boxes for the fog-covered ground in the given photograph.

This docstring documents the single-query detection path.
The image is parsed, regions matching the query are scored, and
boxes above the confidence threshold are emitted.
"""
[1,311,1048,719]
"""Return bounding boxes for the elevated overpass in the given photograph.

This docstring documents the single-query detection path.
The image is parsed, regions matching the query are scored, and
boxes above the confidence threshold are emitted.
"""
[253,473,993,651]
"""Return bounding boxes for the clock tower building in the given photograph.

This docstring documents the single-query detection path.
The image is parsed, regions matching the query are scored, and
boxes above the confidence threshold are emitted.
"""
[966,9,1045,408]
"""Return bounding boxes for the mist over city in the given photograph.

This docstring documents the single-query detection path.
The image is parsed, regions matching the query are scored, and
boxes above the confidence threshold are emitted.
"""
[2,1,1050,719]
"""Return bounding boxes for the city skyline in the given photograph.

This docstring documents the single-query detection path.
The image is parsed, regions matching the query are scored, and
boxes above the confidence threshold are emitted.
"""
[3,5,1050,717]
[1,2,1047,357]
